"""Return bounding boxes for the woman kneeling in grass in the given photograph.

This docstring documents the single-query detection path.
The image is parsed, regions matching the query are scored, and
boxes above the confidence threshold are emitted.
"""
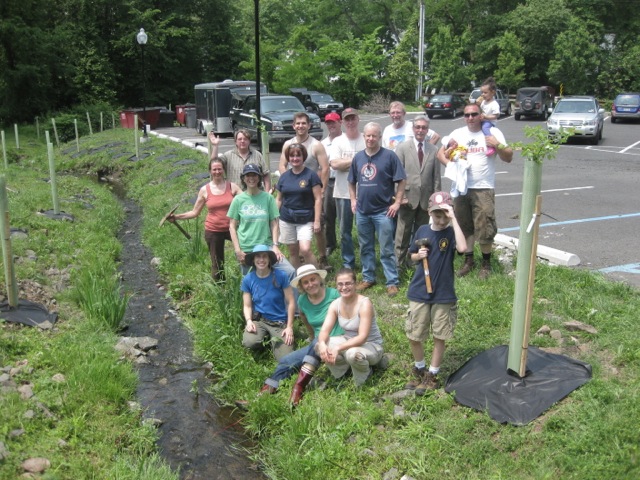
[316,268,384,386]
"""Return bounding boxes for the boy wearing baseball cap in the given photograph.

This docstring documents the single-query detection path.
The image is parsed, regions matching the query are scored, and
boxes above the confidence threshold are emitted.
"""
[404,191,467,394]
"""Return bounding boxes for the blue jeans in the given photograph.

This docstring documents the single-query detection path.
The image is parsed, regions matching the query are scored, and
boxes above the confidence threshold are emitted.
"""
[265,339,320,389]
[336,198,355,269]
[356,211,399,286]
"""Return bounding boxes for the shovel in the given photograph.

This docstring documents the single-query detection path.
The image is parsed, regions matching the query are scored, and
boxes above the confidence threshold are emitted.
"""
[159,205,191,239]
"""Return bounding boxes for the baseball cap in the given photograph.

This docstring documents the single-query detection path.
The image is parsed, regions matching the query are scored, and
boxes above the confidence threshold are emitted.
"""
[428,191,453,213]
[342,108,358,119]
[240,164,262,176]
[324,112,341,122]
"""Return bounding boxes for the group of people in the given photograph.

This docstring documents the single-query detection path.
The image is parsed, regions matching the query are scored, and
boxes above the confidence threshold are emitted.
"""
[167,80,513,404]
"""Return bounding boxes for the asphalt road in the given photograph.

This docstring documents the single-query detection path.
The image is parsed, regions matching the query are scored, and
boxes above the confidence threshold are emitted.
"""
[153,111,640,288]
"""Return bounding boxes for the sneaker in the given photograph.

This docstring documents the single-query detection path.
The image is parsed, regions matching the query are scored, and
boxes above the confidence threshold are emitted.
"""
[356,281,376,292]
[415,372,439,395]
[405,366,426,390]
[485,146,496,156]
[386,285,399,297]
[456,256,475,277]
[478,260,491,280]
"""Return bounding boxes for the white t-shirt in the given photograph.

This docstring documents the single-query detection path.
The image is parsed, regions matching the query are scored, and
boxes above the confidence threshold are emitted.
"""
[445,126,507,189]
[330,133,366,199]
[382,121,413,151]
[480,100,500,118]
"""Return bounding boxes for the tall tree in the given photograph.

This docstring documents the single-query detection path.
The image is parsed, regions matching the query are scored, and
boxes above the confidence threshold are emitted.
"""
[495,31,525,93]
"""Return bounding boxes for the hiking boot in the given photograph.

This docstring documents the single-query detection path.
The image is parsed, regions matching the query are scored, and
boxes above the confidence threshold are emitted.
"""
[456,255,475,277]
[318,256,333,272]
[386,285,399,297]
[478,259,491,280]
[415,372,439,395]
[356,281,376,292]
[405,366,427,390]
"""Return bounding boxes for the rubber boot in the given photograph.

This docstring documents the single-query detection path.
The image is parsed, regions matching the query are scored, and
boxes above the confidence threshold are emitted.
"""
[289,363,316,406]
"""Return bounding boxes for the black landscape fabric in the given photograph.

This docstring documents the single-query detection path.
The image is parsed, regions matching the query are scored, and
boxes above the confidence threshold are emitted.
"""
[0,300,58,327]
[445,344,592,425]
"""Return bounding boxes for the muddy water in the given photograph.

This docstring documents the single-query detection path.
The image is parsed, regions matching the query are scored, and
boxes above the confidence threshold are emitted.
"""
[118,198,264,480]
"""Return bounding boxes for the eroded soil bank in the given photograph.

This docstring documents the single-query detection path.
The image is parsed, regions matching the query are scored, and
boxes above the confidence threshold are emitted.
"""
[118,197,264,480]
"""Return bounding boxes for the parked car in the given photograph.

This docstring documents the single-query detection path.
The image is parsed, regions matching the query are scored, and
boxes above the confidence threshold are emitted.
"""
[547,96,605,145]
[230,94,323,146]
[423,94,466,118]
[469,87,512,116]
[514,86,555,120]
[610,92,640,123]
[290,89,344,118]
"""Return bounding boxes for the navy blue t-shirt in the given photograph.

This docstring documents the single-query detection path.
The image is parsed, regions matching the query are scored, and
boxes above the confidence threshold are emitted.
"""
[276,167,322,224]
[348,147,406,215]
[407,224,457,304]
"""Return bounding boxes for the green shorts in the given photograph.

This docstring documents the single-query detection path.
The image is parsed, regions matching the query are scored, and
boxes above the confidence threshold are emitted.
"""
[405,301,458,342]
[453,189,497,245]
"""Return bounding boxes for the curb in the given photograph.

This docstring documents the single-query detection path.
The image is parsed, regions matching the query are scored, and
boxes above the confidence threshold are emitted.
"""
[494,233,580,267]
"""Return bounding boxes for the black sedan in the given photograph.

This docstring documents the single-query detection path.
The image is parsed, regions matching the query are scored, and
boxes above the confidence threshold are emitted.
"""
[423,94,467,119]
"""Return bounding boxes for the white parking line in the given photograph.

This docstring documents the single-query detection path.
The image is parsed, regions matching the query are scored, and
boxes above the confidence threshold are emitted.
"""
[496,186,594,197]
[621,140,640,154]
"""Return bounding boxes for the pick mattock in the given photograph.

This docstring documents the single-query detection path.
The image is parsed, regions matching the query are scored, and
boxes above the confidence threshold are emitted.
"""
[414,237,433,294]
[159,205,192,240]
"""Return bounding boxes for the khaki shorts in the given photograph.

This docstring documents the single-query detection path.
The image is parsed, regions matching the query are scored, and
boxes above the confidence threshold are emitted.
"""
[279,219,314,244]
[453,189,497,245]
[405,301,458,342]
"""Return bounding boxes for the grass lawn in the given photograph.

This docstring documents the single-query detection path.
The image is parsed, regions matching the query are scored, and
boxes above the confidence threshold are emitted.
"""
[1,125,639,479]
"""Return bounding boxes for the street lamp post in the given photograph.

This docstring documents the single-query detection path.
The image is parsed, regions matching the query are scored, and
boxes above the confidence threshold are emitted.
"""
[136,28,148,139]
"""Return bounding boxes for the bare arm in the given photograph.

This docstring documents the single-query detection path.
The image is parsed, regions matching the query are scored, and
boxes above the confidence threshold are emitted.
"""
[429,130,441,145]
[314,143,329,193]
[171,186,207,221]
[442,204,467,253]
[243,292,256,333]
[388,179,405,217]
[229,218,245,264]
[312,185,322,233]
[270,218,284,260]
[348,181,357,214]
[300,313,315,340]
[316,300,339,362]
[208,132,220,160]
[330,155,354,171]
[278,140,291,174]
[281,286,295,345]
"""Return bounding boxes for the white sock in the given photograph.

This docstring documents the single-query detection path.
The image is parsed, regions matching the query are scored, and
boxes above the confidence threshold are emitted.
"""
[415,360,426,369]
[429,366,440,375]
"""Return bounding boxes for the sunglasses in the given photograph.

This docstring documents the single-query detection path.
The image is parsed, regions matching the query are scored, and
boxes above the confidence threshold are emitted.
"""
[464,112,480,118]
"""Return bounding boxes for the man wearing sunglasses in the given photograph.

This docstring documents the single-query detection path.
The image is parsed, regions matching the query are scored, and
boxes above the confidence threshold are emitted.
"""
[437,103,513,279]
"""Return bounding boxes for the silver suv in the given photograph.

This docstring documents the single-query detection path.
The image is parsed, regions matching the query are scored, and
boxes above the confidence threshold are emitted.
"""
[469,87,512,116]
[546,96,605,145]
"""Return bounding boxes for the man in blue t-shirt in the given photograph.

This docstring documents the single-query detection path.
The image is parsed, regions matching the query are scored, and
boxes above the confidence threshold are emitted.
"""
[348,122,406,297]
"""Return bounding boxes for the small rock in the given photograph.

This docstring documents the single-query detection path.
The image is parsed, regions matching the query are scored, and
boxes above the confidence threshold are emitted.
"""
[10,429,25,438]
[0,373,10,383]
[23,410,35,419]
[536,325,551,335]
[18,384,34,400]
[563,320,598,334]
[147,304,155,310]
[393,405,406,417]
[52,373,66,383]
[143,417,164,428]
[400,476,417,480]
[0,441,9,460]
[57,439,68,448]
[36,320,54,331]
[135,336,158,351]
[134,356,150,364]
[361,448,375,457]
[550,329,563,340]
[570,336,580,345]
[128,401,142,412]
[383,467,400,480]
[22,457,51,473]
[150,257,161,267]
[158,377,168,386]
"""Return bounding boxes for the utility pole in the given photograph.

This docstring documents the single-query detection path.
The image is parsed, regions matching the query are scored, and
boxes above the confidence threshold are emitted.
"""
[415,0,425,102]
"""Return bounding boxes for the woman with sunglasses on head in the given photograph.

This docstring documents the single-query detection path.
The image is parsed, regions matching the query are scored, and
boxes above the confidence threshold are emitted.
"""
[275,143,323,269]
[168,157,241,281]
[316,268,384,387]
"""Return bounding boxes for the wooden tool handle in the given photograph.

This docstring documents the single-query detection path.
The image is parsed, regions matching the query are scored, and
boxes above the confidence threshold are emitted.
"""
[422,258,433,293]
[173,222,191,239]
